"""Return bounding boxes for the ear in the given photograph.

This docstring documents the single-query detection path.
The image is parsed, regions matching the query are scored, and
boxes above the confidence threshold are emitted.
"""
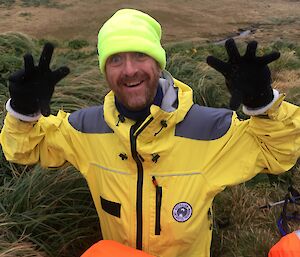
[156,61,162,75]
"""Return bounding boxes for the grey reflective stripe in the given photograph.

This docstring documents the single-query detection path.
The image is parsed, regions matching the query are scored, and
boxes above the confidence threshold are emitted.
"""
[90,163,130,175]
[175,104,233,140]
[68,105,113,134]
[150,172,202,177]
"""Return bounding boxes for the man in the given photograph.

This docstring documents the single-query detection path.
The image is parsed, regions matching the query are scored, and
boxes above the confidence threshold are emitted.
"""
[1,8,300,257]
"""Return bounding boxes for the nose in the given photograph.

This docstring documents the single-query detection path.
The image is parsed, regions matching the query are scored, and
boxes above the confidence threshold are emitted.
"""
[123,55,138,77]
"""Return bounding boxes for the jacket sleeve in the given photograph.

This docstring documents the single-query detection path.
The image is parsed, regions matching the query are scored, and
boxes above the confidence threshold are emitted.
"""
[204,95,300,189]
[247,95,300,174]
[0,110,78,169]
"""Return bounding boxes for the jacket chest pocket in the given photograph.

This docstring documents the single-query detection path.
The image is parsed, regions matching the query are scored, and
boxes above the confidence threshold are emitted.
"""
[86,163,135,245]
[148,172,213,256]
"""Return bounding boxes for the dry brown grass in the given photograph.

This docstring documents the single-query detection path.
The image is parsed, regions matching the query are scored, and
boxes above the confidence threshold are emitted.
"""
[271,50,300,91]
[0,235,46,257]
[273,70,300,91]
[1,0,300,45]
[212,177,300,257]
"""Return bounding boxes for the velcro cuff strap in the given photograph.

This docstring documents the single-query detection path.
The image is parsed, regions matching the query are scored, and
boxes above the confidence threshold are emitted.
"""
[242,89,280,116]
[6,99,41,122]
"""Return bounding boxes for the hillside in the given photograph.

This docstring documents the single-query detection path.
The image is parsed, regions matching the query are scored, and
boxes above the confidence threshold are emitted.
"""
[1,0,300,45]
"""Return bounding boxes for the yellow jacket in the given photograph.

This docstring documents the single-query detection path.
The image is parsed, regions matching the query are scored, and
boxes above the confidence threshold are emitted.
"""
[1,73,300,257]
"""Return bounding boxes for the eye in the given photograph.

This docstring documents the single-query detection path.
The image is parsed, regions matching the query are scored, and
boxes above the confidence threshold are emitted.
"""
[107,54,123,65]
[135,52,147,59]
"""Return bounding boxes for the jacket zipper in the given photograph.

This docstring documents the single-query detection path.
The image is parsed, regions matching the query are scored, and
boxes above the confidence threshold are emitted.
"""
[152,176,162,235]
[130,117,154,250]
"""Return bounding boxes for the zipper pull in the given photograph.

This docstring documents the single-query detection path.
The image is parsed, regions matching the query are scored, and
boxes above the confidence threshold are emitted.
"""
[152,176,162,235]
[152,176,158,187]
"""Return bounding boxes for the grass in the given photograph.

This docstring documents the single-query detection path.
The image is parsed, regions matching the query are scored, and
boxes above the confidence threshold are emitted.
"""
[0,164,100,257]
[211,173,298,257]
[68,39,89,50]
[0,32,299,256]
[19,12,32,18]
[269,16,299,26]
[0,0,15,7]
[0,0,69,8]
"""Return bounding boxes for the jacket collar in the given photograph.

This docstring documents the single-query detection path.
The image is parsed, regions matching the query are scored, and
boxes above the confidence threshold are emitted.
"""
[103,70,194,143]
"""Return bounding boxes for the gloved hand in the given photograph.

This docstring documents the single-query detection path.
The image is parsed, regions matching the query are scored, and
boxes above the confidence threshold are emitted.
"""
[8,43,70,116]
[206,38,280,110]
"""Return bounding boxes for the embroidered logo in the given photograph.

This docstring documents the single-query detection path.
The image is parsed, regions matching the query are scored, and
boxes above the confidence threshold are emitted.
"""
[172,202,193,222]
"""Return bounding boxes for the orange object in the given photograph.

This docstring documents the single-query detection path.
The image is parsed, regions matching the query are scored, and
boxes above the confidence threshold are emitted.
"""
[268,230,300,257]
[81,240,155,257]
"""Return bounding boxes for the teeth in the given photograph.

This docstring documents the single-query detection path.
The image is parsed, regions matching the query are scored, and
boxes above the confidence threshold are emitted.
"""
[126,81,142,87]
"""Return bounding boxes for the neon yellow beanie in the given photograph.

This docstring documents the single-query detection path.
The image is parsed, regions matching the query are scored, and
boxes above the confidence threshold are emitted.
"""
[97,9,166,73]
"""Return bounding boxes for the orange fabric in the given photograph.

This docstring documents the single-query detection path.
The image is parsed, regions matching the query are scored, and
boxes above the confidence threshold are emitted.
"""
[81,240,155,257]
[268,231,300,257]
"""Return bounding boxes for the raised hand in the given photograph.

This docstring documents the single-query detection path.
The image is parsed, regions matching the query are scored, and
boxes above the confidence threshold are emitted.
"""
[8,43,70,116]
[206,38,280,110]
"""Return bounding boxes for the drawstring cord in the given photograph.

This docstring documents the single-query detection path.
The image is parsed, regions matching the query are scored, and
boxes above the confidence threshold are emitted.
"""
[152,153,160,163]
[119,153,128,160]
[154,120,167,136]
[116,114,125,126]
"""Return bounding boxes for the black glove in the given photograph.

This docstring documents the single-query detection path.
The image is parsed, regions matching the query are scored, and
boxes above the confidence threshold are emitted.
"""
[206,38,280,110]
[8,43,70,116]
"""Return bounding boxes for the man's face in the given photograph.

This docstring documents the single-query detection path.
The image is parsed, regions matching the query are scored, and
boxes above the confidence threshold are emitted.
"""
[105,52,161,111]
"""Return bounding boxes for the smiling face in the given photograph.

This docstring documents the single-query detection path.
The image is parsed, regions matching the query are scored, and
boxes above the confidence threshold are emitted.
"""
[105,52,161,111]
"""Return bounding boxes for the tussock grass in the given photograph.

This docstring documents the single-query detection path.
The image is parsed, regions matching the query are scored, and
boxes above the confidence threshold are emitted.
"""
[0,33,299,256]
[0,233,47,257]
[166,43,230,109]
[285,86,300,106]
[0,32,36,84]
[0,164,100,257]
[212,163,300,257]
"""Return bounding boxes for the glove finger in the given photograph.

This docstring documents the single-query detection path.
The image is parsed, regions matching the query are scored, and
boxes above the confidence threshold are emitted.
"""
[24,53,35,75]
[9,54,35,82]
[206,56,230,75]
[244,41,258,59]
[40,99,51,117]
[257,51,280,66]
[51,66,70,85]
[225,38,241,63]
[38,42,54,72]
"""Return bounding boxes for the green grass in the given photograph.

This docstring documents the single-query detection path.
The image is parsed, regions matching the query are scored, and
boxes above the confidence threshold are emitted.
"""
[286,86,300,106]
[68,39,89,50]
[0,0,15,7]
[211,169,300,257]
[269,16,299,26]
[19,12,32,17]
[0,32,299,256]
[0,164,100,257]
[0,0,69,8]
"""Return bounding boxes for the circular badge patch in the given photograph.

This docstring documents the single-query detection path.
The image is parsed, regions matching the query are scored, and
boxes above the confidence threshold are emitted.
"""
[172,202,193,222]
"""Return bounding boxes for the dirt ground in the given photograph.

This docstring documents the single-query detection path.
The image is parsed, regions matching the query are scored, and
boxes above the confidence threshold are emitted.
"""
[1,0,300,45]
